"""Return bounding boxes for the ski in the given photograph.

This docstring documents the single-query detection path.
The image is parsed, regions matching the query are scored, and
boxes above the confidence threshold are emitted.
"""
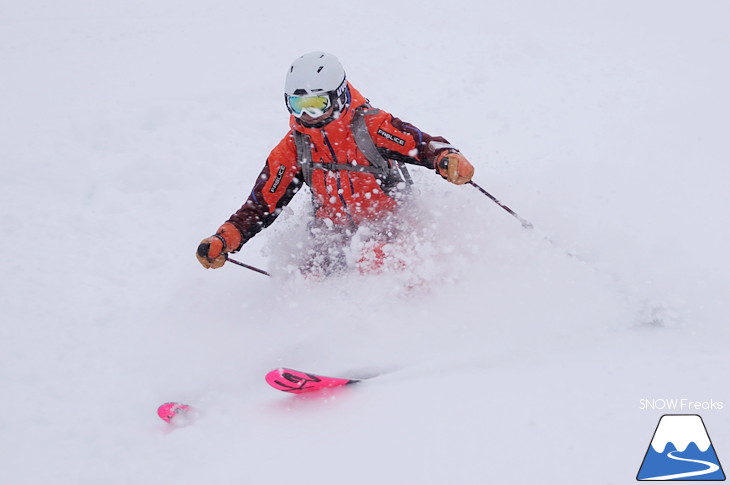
[265,367,360,394]
[158,368,364,423]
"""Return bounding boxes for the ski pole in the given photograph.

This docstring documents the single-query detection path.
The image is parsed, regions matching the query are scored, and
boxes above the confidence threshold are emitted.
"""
[226,255,271,277]
[469,180,585,260]
[469,184,668,324]
[468,181,533,229]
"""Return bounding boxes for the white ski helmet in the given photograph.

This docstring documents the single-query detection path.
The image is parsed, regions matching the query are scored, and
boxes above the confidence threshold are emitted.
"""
[284,52,350,125]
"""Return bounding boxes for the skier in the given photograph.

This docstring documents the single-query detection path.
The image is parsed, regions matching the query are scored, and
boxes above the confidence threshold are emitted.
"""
[196,51,475,275]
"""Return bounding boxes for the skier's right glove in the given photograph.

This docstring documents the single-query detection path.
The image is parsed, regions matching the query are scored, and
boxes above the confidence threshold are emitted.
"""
[436,150,475,185]
[196,222,243,269]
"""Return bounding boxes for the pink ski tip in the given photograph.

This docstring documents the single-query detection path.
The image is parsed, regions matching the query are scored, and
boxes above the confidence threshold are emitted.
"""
[157,402,191,423]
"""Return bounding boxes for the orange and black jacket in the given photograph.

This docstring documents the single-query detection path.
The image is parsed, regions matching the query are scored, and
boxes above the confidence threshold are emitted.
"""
[226,83,457,248]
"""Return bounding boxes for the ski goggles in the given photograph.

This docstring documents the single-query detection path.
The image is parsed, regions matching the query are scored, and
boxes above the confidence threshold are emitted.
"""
[286,93,332,118]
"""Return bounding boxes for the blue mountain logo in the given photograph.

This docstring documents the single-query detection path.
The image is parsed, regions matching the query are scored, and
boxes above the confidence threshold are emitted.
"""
[637,414,725,481]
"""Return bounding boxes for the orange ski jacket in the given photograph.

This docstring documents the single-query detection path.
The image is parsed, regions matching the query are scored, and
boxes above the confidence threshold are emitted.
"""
[226,83,457,248]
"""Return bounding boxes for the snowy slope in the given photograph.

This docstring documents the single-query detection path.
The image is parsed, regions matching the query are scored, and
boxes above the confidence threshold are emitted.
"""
[2,1,729,484]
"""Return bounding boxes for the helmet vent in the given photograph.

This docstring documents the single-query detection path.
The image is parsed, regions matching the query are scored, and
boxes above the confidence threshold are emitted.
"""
[317,66,324,73]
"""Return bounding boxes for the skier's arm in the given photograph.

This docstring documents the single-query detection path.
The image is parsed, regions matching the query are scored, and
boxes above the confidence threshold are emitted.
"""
[196,133,302,269]
[227,132,303,244]
[369,114,474,184]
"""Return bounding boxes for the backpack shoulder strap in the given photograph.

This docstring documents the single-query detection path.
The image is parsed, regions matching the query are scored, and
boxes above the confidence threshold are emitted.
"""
[351,107,390,173]
[292,130,314,187]
[294,109,413,189]
[351,107,413,187]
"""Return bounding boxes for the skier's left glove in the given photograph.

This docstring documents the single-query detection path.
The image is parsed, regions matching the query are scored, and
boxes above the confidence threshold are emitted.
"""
[196,222,243,269]
[436,150,474,185]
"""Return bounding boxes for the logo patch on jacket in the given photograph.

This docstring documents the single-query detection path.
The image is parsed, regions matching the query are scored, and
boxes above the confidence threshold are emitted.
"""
[377,128,406,146]
[269,165,286,193]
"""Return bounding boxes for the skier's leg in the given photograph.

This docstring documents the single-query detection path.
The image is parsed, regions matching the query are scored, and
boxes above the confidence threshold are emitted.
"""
[299,219,352,277]
[356,212,408,274]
